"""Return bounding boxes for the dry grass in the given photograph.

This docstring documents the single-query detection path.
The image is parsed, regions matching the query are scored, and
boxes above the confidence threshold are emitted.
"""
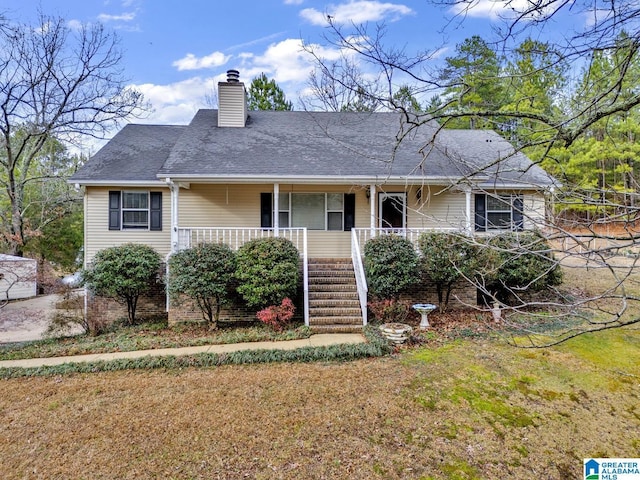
[1,328,638,479]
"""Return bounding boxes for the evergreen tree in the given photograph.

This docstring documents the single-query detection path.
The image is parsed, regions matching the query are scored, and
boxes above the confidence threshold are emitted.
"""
[247,73,293,111]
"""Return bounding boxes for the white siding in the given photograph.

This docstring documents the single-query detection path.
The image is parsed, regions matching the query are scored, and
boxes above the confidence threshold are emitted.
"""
[407,186,468,230]
[0,255,37,300]
[218,82,247,127]
[85,187,171,264]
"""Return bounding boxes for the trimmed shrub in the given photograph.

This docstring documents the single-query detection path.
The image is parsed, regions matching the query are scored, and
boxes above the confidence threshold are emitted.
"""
[256,297,296,332]
[235,237,299,309]
[484,231,563,303]
[364,234,420,299]
[418,232,487,312]
[83,243,161,325]
[168,243,237,329]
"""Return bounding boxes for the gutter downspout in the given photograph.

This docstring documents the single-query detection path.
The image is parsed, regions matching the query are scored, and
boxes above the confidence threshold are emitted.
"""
[166,178,179,314]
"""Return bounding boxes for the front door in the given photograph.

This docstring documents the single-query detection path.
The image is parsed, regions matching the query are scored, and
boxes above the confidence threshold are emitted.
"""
[379,193,406,228]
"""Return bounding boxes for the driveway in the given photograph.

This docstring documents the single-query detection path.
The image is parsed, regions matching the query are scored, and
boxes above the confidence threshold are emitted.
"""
[0,294,81,343]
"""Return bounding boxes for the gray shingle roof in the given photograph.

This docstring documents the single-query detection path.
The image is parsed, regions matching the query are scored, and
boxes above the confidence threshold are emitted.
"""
[71,110,555,188]
[70,124,186,183]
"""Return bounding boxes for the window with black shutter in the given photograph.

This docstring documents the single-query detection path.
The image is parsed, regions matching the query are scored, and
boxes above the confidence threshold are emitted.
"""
[108,191,162,231]
[475,193,524,231]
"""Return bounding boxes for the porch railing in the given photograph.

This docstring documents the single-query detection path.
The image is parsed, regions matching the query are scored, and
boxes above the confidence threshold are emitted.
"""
[351,229,368,326]
[353,227,460,249]
[176,227,309,326]
[177,227,307,252]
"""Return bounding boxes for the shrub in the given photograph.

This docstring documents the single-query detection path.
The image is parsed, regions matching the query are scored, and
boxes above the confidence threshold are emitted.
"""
[484,231,563,303]
[364,234,420,299]
[83,243,161,325]
[367,298,419,324]
[168,243,237,329]
[256,297,296,331]
[418,232,487,312]
[235,237,299,309]
[46,286,109,337]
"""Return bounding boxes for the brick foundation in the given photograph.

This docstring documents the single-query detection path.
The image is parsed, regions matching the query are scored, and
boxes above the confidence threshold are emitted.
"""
[398,277,478,310]
[86,276,167,325]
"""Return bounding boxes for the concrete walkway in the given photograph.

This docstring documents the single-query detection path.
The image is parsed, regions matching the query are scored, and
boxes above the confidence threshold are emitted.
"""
[0,333,366,369]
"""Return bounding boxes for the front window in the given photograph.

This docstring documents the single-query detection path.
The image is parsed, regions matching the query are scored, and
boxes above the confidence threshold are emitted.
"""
[475,193,523,231]
[278,193,346,231]
[486,195,513,230]
[122,192,149,229]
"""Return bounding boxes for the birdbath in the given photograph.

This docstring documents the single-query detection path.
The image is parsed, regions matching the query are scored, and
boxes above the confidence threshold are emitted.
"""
[412,303,437,330]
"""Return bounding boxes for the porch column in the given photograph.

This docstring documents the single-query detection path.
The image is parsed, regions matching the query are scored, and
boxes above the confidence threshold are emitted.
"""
[464,187,472,235]
[167,179,180,252]
[370,183,376,237]
[273,183,279,237]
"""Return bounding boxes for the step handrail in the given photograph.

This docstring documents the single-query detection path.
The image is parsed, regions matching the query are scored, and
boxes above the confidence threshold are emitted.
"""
[351,230,368,326]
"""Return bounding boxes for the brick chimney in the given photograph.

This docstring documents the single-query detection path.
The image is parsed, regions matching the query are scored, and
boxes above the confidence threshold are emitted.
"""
[218,69,247,127]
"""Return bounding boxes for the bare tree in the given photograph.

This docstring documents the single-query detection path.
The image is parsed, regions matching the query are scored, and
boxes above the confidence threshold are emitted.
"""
[303,7,640,345]
[0,13,146,256]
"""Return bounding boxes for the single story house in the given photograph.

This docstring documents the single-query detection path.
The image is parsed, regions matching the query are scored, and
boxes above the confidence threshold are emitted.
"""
[70,70,556,330]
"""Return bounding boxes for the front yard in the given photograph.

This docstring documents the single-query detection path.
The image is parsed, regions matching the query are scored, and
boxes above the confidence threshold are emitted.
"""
[0,249,639,478]
[0,326,638,479]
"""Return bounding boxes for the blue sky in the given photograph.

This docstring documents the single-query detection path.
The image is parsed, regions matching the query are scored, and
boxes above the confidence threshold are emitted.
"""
[4,1,585,137]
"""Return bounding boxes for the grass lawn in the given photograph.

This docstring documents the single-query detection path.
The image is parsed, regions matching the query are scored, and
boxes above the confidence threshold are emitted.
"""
[0,260,639,478]
[0,326,638,479]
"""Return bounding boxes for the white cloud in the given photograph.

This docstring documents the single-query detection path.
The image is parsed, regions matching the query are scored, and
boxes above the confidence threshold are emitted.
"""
[300,1,413,26]
[67,19,83,31]
[131,77,217,124]
[97,12,136,22]
[172,51,231,71]
[449,0,549,21]
[284,0,304,4]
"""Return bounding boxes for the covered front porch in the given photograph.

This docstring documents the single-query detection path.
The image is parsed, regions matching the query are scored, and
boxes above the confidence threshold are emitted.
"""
[165,181,473,331]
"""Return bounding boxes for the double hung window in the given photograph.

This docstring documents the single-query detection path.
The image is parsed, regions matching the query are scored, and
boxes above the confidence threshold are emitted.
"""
[109,191,162,231]
[474,193,523,231]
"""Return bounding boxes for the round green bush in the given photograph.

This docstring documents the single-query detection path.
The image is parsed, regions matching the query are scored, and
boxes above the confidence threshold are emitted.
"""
[418,232,485,311]
[235,237,299,309]
[168,243,237,327]
[364,234,420,299]
[83,243,161,325]
[486,231,562,299]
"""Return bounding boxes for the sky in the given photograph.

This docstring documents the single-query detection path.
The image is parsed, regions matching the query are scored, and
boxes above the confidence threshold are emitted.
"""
[3,0,586,150]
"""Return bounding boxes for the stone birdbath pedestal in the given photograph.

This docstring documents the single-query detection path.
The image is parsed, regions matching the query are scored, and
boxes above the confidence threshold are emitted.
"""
[379,323,413,344]
[412,303,437,330]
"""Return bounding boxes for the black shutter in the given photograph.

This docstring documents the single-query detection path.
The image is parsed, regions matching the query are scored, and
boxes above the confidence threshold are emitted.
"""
[260,193,273,228]
[108,191,121,230]
[512,195,524,231]
[344,193,355,231]
[150,192,162,231]
[474,194,486,232]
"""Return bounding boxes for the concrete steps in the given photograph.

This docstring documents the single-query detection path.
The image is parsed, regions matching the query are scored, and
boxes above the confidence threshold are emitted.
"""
[307,258,363,334]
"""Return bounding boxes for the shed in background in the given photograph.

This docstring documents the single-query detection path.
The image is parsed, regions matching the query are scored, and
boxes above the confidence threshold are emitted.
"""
[0,254,37,301]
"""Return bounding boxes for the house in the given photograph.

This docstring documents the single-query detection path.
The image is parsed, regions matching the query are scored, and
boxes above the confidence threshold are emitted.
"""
[70,70,556,330]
